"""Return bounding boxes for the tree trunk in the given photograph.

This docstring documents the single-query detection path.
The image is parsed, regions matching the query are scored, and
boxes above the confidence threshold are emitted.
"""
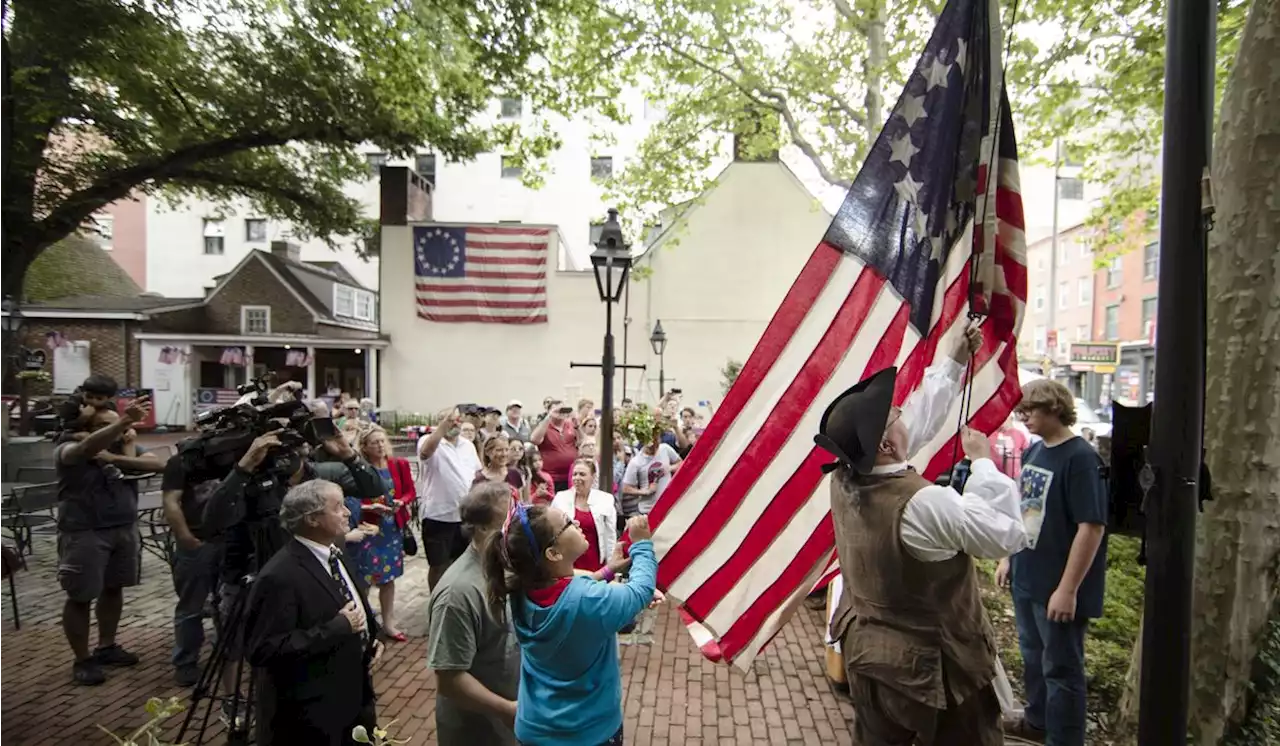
[863,0,886,138]
[1187,0,1280,742]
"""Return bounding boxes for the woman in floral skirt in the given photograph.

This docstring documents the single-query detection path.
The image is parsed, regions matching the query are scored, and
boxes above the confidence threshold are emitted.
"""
[355,427,411,641]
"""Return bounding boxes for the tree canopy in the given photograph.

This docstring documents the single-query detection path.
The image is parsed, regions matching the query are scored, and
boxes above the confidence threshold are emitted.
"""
[592,0,1249,253]
[0,0,619,296]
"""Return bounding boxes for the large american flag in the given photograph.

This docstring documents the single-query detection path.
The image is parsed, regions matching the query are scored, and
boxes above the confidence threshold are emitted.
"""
[649,0,1027,670]
[414,224,551,323]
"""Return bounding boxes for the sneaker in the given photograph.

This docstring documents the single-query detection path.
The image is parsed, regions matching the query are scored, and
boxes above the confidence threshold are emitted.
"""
[175,664,200,688]
[1003,716,1046,743]
[93,644,140,667]
[220,702,253,731]
[72,659,106,686]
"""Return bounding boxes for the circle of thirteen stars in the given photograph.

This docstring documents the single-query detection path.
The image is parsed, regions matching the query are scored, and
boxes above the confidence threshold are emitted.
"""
[889,38,967,262]
[416,227,462,276]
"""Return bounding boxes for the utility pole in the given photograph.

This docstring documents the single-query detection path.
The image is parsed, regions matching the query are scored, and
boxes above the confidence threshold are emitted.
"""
[1136,0,1214,741]
[1048,138,1061,365]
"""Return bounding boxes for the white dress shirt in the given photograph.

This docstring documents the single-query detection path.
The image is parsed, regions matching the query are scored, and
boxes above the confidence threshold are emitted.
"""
[417,435,482,523]
[294,535,368,632]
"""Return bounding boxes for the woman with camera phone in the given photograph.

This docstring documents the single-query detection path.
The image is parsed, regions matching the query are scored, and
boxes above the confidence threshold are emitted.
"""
[354,427,412,641]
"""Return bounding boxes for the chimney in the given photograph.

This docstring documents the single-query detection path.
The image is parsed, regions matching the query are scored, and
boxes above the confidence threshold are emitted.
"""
[270,240,301,262]
[379,166,434,227]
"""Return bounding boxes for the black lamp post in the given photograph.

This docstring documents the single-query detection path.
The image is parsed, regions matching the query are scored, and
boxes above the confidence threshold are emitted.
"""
[650,320,667,395]
[2,295,28,435]
[573,208,646,493]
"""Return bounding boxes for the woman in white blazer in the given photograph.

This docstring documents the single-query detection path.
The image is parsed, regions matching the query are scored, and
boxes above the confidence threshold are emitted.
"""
[551,458,617,573]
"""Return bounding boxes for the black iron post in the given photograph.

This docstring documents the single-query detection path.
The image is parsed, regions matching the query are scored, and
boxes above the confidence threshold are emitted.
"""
[600,293,617,493]
[621,280,632,402]
[1137,0,1214,740]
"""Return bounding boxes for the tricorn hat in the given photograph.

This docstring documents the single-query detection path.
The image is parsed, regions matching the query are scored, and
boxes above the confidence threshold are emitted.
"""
[814,367,898,475]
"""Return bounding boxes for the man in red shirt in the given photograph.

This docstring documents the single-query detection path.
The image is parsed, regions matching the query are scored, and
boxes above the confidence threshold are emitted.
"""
[531,399,578,492]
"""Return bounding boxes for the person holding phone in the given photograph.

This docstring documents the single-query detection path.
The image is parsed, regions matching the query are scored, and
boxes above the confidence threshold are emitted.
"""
[530,400,578,493]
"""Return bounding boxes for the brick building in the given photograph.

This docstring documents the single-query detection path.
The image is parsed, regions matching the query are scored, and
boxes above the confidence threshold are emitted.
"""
[11,242,388,429]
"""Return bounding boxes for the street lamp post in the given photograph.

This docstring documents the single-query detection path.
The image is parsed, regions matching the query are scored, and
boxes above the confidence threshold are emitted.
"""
[1,296,28,436]
[570,209,646,493]
[649,320,667,395]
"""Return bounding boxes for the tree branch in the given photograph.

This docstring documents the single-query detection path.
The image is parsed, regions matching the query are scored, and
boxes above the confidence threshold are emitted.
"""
[778,106,852,189]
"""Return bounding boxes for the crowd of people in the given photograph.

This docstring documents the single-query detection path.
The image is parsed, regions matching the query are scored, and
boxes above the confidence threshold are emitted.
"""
[38,356,1108,746]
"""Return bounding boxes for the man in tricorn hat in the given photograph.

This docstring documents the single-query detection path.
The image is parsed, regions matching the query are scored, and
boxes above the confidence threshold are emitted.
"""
[818,325,1028,745]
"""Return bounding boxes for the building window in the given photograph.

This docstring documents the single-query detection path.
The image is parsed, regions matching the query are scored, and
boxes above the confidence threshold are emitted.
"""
[241,306,271,335]
[500,156,523,179]
[1106,256,1122,288]
[334,285,355,317]
[1058,242,1070,266]
[355,290,375,321]
[1078,277,1092,305]
[1033,285,1046,312]
[1081,242,1093,259]
[1058,177,1084,200]
[365,152,388,175]
[1033,325,1047,354]
[245,218,268,243]
[1141,296,1158,334]
[590,156,613,180]
[1076,325,1089,341]
[1105,304,1120,340]
[203,218,225,255]
[91,214,114,250]
[499,97,522,119]
[1143,242,1160,279]
[1058,281,1069,310]
[415,154,437,186]
[1063,148,1084,168]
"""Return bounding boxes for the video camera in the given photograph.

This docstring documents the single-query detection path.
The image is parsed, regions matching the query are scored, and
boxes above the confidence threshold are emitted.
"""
[178,376,337,482]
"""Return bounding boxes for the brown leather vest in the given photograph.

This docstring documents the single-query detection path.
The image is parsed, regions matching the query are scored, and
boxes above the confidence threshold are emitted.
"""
[828,468,998,709]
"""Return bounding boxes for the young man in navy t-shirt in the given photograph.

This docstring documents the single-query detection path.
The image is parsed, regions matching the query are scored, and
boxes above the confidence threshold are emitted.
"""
[996,380,1107,746]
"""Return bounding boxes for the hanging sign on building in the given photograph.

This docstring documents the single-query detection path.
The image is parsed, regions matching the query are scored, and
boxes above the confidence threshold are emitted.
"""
[1068,342,1121,367]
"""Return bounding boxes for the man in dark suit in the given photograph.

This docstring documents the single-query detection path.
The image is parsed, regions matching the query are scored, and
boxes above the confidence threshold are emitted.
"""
[246,479,385,745]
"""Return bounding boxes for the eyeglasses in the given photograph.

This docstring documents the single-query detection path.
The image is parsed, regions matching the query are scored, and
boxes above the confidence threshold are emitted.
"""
[553,517,579,542]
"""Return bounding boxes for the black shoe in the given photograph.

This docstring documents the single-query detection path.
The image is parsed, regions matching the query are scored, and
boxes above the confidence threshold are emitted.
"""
[93,644,140,667]
[175,664,200,687]
[72,659,106,686]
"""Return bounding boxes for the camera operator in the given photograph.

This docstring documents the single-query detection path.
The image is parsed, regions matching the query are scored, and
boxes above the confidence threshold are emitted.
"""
[55,395,163,686]
[55,373,121,431]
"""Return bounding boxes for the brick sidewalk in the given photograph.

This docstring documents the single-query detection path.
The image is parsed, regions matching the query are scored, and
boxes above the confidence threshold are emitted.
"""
[1,534,853,745]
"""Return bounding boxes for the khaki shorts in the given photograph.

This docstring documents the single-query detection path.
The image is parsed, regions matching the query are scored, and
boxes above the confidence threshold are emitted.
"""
[57,524,140,602]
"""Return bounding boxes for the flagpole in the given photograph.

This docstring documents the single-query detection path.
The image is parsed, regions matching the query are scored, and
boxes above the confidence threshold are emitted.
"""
[1136,0,1214,740]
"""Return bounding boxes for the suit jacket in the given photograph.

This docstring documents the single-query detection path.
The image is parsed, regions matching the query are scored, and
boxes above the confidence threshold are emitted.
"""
[246,539,381,746]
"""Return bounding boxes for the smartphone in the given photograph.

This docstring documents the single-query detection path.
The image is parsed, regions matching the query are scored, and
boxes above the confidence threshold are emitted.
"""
[670,388,683,396]
[305,417,338,443]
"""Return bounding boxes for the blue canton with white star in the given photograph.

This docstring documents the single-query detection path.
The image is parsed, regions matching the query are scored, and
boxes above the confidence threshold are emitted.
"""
[414,226,466,278]
[822,0,992,334]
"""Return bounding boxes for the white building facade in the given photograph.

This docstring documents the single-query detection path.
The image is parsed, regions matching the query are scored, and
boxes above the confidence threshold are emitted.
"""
[378,161,831,415]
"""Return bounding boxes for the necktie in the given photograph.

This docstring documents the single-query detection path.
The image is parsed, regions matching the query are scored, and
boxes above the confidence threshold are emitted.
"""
[328,548,367,641]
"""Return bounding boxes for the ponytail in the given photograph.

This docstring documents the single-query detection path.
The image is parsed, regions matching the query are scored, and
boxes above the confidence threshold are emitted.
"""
[482,502,560,623]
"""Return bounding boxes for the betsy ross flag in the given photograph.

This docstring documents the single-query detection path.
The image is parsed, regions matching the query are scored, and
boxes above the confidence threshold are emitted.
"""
[414,224,551,324]
[650,0,1027,670]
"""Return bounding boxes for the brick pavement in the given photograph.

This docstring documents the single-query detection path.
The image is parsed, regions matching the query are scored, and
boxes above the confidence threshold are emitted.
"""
[1,533,854,745]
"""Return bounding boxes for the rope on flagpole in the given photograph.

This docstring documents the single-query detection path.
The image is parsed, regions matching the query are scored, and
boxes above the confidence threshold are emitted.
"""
[949,0,1024,476]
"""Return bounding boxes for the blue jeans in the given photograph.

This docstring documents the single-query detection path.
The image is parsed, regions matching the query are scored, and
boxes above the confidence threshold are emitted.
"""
[171,541,222,668]
[1013,596,1089,746]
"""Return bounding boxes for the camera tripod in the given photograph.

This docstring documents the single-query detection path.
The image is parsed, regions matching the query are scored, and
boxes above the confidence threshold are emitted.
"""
[176,574,257,746]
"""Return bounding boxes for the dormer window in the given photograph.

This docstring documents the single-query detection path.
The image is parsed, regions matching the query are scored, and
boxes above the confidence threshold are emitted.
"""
[334,285,376,322]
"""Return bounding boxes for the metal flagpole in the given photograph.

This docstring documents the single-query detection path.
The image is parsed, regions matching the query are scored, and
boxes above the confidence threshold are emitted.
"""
[1137,0,1215,740]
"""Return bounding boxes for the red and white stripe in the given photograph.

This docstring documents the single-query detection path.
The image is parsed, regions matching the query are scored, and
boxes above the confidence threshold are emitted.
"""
[416,226,550,324]
[651,136,1027,673]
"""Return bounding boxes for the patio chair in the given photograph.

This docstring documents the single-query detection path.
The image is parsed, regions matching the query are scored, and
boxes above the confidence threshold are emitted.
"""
[2,542,24,629]
[0,483,59,558]
[13,466,56,484]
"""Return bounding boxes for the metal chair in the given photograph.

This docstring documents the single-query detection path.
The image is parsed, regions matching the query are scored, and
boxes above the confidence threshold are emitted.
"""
[0,483,59,557]
[13,466,56,484]
[2,542,24,629]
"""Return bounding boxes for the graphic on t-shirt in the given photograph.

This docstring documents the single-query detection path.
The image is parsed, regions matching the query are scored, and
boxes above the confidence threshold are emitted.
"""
[1019,464,1055,549]
[646,461,667,488]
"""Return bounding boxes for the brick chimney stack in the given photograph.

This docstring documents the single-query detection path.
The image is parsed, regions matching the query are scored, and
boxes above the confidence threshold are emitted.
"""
[270,240,302,262]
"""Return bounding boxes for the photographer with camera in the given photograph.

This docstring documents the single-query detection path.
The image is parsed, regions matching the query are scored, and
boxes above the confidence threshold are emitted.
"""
[55,394,162,686]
